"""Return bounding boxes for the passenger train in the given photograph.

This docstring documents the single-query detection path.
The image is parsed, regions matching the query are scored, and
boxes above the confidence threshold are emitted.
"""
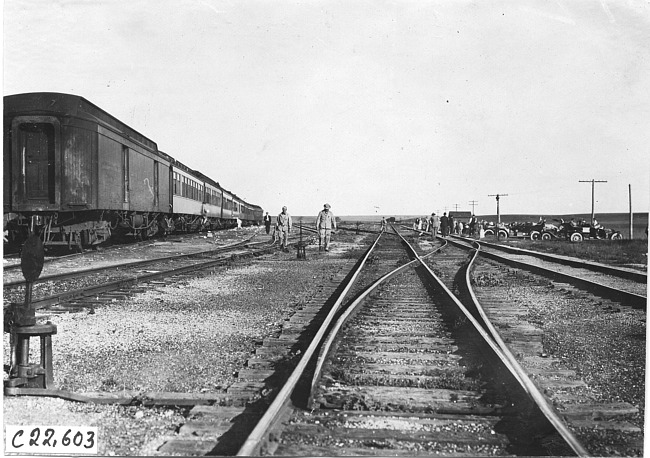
[3,92,263,250]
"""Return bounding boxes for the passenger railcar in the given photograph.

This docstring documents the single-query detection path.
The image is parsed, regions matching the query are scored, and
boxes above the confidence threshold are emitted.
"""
[3,92,262,249]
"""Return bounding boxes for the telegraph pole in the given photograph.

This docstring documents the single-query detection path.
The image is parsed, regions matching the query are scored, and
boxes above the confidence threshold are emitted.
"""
[579,179,607,223]
[469,200,478,215]
[488,194,508,225]
[629,184,633,240]
[453,204,460,212]
[488,194,508,240]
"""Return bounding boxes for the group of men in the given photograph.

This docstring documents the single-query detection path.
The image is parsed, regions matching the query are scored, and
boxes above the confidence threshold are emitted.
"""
[263,203,337,253]
[424,212,479,239]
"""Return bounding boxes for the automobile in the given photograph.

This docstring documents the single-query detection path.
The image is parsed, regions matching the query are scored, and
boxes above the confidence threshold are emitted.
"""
[556,219,623,242]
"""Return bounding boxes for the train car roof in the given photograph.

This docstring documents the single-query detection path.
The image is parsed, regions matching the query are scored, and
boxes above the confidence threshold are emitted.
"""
[4,92,158,152]
[168,158,236,197]
[6,93,264,211]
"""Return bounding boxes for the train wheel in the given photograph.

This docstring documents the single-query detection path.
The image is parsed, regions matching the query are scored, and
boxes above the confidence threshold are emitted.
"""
[530,231,541,241]
[570,232,583,242]
[541,232,552,241]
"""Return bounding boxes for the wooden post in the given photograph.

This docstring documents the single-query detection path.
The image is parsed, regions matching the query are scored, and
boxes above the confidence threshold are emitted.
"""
[579,179,607,223]
[629,184,633,240]
[488,194,508,240]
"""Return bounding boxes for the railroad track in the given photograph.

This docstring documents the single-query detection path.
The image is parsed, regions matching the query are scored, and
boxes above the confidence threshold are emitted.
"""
[5,225,642,455]
[3,232,313,314]
[423,236,645,455]
[230,225,590,456]
[2,232,219,272]
[448,236,646,309]
[466,237,646,282]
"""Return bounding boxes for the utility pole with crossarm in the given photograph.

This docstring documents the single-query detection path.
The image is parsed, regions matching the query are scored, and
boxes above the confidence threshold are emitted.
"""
[488,194,508,240]
[579,179,607,224]
[469,200,478,215]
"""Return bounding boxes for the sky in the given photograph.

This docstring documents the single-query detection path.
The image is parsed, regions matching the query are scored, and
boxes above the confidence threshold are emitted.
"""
[3,0,650,217]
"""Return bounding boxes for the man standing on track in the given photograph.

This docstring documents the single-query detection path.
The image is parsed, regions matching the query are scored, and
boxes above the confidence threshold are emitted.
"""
[277,206,292,252]
[440,212,449,238]
[264,212,272,235]
[316,203,337,252]
[429,213,440,240]
[468,214,477,237]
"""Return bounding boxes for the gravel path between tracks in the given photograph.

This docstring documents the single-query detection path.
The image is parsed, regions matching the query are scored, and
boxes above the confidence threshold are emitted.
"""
[473,258,646,457]
[3,231,369,456]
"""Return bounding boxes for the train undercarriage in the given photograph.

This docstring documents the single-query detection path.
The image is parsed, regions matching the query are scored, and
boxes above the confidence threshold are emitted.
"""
[3,210,242,252]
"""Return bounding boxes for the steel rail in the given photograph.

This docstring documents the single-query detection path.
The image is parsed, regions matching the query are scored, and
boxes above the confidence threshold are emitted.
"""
[295,224,319,234]
[236,231,385,456]
[3,235,262,288]
[449,237,646,310]
[2,233,233,271]
[335,225,380,235]
[19,246,272,310]
[307,236,447,398]
[394,228,591,457]
[453,235,647,282]
[459,240,591,457]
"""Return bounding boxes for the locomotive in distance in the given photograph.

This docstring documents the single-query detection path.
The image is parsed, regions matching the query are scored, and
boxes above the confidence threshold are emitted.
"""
[3,92,263,250]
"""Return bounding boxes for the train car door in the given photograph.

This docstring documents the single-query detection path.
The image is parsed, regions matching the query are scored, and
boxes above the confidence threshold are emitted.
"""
[11,116,61,210]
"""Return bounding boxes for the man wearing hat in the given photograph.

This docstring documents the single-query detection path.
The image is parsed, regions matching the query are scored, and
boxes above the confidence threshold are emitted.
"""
[316,203,337,251]
[277,206,292,252]
[429,212,440,240]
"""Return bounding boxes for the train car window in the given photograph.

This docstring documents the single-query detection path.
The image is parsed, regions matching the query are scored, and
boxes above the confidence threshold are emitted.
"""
[122,145,129,203]
[18,122,56,202]
[153,161,159,206]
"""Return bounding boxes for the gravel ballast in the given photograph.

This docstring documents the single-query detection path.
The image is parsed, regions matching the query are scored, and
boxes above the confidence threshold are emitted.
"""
[3,232,361,455]
[3,229,646,456]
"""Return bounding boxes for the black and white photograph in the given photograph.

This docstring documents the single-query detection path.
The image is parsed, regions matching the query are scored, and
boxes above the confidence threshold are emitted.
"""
[3,1,649,456]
